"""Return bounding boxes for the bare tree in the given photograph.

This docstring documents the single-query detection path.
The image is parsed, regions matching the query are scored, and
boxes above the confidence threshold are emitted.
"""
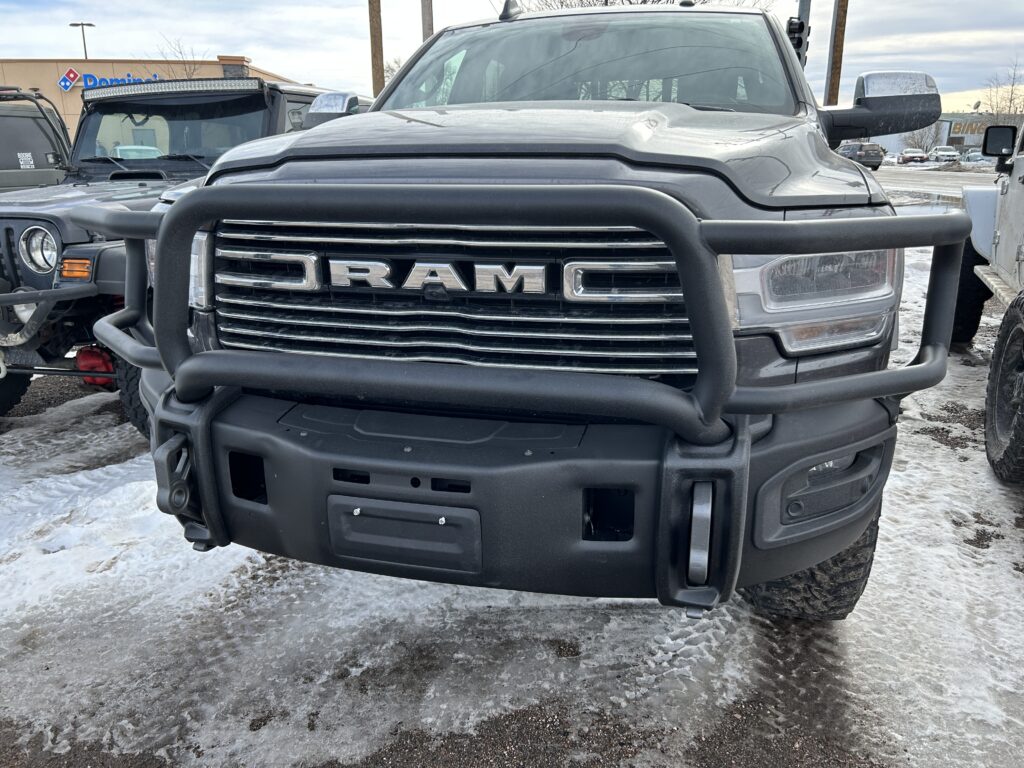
[524,0,775,10]
[384,57,405,85]
[155,36,206,80]
[902,122,943,152]
[983,57,1024,126]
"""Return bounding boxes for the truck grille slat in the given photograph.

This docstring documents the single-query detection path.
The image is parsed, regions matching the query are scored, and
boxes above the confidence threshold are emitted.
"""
[217,307,692,342]
[212,221,698,380]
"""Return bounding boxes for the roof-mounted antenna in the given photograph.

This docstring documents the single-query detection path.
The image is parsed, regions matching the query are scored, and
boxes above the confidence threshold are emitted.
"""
[499,0,523,21]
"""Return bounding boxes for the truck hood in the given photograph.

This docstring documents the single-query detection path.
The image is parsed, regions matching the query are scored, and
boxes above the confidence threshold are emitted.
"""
[0,177,173,216]
[211,102,880,209]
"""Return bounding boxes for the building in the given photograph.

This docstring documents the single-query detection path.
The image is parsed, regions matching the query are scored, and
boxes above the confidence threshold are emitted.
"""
[873,113,1000,155]
[0,55,296,135]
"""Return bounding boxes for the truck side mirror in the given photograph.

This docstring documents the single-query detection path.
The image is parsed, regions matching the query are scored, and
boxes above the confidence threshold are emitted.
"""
[982,124,1017,174]
[301,92,369,130]
[819,71,941,148]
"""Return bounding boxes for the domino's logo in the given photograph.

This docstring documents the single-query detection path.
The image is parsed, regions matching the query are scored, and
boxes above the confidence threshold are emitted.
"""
[57,67,80,92]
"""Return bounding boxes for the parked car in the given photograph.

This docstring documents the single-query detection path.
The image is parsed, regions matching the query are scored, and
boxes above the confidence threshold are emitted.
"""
[928,145,960,163]
[836,141,884,170]
[0,78,368,419]
[960,148,990,164]
[897,147,928,164]
[79,3,967,623]
[0,86,71,192]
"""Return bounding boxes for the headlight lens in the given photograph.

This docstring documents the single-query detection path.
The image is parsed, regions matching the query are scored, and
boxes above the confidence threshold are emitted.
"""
[18,226,59,274]
[730,248,902,354]
[760,250,898,310]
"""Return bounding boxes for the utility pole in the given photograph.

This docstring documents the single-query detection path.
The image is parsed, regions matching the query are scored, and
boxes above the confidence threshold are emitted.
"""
[824,0,849,106]
[368,0,384,96]
[69,21,95,60]
[421,0,434,41]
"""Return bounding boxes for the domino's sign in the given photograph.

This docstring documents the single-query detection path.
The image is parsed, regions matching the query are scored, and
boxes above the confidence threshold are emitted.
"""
[57,68,160,91]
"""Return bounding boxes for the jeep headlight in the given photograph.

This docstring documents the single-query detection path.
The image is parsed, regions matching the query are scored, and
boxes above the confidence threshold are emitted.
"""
[729,248,901,354]
[18,226,59,274]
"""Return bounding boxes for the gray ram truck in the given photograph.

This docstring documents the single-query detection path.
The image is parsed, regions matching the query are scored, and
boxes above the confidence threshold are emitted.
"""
[79,4,969,620]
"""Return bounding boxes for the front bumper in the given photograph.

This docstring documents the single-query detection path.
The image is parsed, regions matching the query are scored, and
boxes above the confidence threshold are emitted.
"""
[75,183,970,612]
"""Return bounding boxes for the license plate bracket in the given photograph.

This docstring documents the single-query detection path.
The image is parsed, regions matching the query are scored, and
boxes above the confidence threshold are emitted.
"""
[327,495,481,574]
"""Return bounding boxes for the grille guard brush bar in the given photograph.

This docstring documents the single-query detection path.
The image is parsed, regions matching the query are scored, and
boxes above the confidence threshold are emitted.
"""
[70,184,970,446]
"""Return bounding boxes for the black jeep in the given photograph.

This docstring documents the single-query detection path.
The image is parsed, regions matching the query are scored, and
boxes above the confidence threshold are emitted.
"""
[0,77,367,417]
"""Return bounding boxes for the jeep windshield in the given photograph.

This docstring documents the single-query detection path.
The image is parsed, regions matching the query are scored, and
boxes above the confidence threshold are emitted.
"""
[380,11,796,115]
[71,92,269,177]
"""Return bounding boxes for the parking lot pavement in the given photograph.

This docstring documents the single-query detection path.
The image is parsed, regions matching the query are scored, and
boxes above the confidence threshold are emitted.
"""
[1,248,1023,768]
[873,166,997,199]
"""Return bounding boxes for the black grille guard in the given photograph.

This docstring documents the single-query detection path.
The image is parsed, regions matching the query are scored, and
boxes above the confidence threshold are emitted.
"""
[71,184,970,446]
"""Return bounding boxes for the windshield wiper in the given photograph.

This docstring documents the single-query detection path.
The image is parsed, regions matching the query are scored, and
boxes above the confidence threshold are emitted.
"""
[157,153,212,170]
[680,103,735,112]
[78,155,130,172]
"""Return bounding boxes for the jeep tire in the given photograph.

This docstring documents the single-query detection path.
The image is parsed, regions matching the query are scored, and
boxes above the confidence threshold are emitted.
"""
[742,507,880,621]
[115,355,150,438]
[985,292,1024,482]
[0,372,31,417]
[951,240,992,345]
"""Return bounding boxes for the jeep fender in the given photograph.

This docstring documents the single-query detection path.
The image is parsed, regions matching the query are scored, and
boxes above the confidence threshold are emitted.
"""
[962,184,1000,260]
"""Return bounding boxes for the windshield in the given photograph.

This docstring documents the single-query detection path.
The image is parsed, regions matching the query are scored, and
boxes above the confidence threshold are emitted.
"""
[0,108,64,171]
[72,92,268,175]
[381,12,795,115]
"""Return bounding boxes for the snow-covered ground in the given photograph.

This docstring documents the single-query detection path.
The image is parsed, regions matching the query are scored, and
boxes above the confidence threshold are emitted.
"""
[1,246,1023,767]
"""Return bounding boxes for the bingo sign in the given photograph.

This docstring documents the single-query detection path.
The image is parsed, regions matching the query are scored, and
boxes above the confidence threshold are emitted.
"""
[57,67,159,91]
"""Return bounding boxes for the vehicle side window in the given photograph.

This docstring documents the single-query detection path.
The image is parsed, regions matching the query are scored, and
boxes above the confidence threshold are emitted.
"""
[285,98,312,132]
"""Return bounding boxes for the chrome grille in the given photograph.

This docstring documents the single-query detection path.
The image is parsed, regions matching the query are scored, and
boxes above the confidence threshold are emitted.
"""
[212,221,696,378]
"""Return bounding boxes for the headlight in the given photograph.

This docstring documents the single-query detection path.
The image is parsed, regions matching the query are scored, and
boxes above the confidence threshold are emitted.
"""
[18,226,59,274]
[729,248,902,354]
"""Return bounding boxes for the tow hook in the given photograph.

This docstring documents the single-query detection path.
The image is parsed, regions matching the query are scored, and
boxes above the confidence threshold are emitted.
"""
[153,432,216,551]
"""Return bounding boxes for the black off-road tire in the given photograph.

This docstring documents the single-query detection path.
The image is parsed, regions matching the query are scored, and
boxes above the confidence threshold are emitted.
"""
[0,372,31,416]
[951,240,993,345]
[985,293,1024,482]
[742,509,879,622]
[115,355,150,438]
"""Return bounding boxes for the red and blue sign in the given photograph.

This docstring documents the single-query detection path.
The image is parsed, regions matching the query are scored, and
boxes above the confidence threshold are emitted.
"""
[56,67,159,92]
[57,67,80,92]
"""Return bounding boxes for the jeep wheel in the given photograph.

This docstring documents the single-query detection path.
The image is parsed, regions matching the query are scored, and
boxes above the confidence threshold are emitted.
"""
[985,293,1024,482]
[742,508,879,621]
[115,355,150,438]
[0,372,31,416]
[951,240,992,345]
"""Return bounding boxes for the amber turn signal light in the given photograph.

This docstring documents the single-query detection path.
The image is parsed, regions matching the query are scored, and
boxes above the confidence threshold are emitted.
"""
[60,258,92,280]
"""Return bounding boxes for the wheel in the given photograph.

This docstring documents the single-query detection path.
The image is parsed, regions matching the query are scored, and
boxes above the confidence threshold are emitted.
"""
[742,508,879,621]
[985,293,1024,482]
[114,355,150,438]
[951,240,993,345]
[0,372,31,416]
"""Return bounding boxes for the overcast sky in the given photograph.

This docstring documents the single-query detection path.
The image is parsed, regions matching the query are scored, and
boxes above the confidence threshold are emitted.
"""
[1,0,1020,111]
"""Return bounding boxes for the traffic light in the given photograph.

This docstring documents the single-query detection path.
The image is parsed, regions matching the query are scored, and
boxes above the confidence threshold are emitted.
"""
[788,17,810,68]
